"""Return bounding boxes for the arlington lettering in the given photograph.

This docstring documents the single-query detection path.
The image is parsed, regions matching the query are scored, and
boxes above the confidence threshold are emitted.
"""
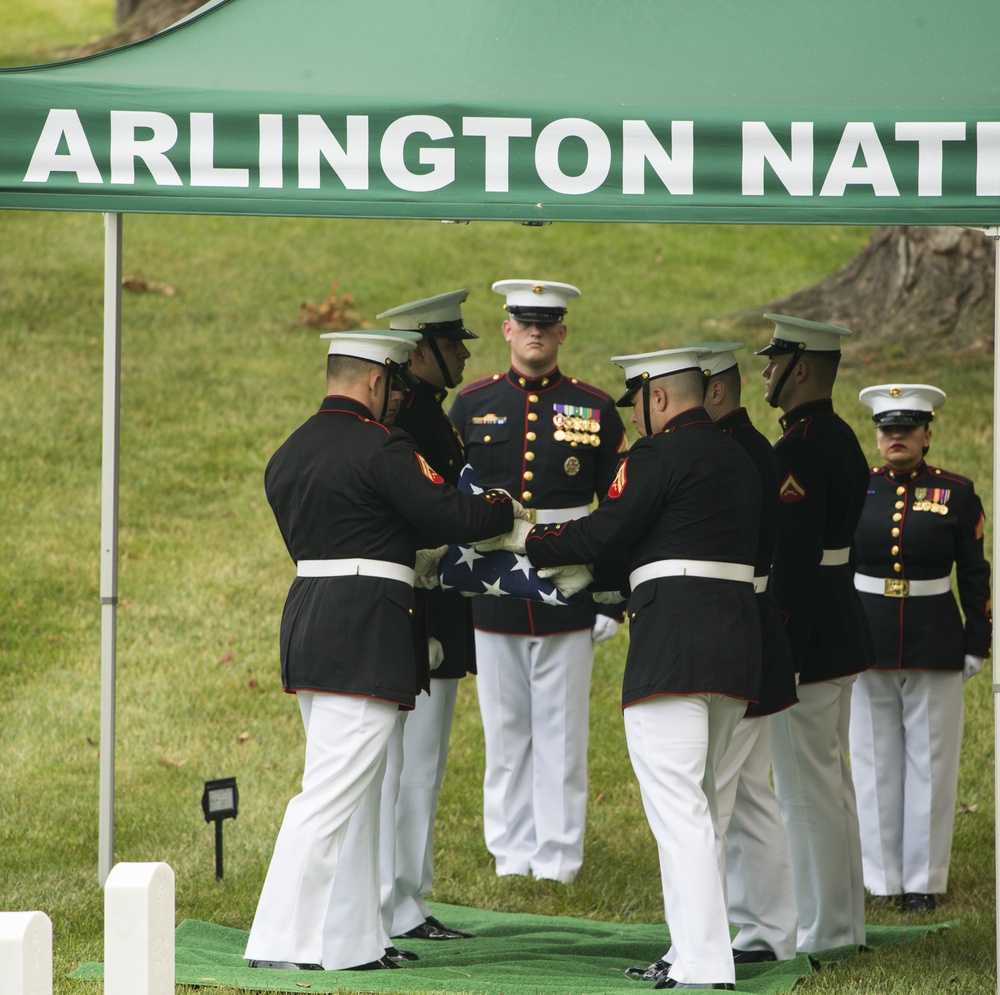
[23,110,1000,198]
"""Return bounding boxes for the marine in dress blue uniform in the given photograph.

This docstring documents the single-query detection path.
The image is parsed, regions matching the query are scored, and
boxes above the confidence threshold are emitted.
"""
[448,279,627,883]
[758,314,875,953]
[244,331,515,972]
[518,346,762,991]
[379,291,480,943]
[849,384,991,913]
[323,295,479,963]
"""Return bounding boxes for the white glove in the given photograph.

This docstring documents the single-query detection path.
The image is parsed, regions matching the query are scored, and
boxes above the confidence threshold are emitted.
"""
[592,590,625,605]
[537,563,594,599]
[591,615,619,643]
[414,545,448,589]
[510,500,530,522]
[428,636,445,671]
[472,518,533,554]
[963,654,984,681]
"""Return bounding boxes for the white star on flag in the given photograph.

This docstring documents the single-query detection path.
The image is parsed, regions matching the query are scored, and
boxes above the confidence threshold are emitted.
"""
[482,577,506,597]
[510,553,533,579]
[455,545,484,570]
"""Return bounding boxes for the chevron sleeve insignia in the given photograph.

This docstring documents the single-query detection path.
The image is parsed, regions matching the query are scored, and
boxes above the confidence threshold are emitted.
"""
[415,451,445,484]
[779,471,807,503]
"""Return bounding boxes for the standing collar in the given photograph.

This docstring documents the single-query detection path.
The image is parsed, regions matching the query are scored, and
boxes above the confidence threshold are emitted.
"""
[715,406,752,431]
[411,377,448,406]
[885,460,928,483]
[660,406,715,434]
[318,394,376,419]
[779,397,834,431]
[506,366,563,391]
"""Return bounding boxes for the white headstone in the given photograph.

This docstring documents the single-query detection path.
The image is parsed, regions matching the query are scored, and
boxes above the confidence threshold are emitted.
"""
[0,911,52,995]
[104,862,175,995]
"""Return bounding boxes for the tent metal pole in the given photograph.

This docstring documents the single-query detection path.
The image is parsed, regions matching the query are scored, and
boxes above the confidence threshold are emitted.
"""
[986,226,1000,995]
[98,213,123,887]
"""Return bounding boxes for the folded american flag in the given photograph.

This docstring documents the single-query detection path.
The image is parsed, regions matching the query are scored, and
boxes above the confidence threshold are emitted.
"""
[438,465,586,606]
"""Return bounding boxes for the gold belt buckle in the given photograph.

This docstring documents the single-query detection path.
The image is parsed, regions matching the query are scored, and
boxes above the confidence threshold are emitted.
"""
[884,578,909,598]
[525,508,537,524]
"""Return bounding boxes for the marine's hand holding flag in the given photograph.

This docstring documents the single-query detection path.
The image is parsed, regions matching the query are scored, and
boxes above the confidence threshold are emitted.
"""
[537,563,594,599]
[472,518,532,554]
[414,545,449,589]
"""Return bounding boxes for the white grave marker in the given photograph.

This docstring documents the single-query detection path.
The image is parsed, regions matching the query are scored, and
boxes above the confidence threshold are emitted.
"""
[104,862,175,995]
[0,911,52,995]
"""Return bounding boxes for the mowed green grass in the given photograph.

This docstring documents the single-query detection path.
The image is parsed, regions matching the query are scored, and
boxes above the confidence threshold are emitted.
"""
[0,7,996,995]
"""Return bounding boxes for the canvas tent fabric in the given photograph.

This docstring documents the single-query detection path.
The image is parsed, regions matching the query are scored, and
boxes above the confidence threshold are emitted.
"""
[2,0,1000,224]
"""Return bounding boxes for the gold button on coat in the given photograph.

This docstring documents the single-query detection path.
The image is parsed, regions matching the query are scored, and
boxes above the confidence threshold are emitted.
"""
[528,394,539,403]
[525,452,535,461]
[523,471,534,481]
[893,513,902,522]
[528,412,538,422]
[896,486,906,496]
[526,432,536,441]
[892,527,900,537]
[893,563,902,573]
[522,490,533,501]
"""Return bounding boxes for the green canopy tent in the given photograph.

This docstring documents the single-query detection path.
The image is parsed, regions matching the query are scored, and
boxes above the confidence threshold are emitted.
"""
[1,0,998,952]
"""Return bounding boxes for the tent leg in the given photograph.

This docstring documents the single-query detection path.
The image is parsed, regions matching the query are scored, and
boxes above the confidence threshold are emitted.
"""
[99,213,123,887]
[987,227,1000,995]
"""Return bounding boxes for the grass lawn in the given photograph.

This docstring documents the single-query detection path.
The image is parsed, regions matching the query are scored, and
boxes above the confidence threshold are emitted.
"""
[0,6,996,995]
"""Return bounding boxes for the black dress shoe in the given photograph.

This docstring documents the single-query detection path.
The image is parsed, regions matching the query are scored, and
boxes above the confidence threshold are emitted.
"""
[624,958,671,981]
[248,960,324,970]
[901,892,937,913]
[385,945,419,963]
[344,955,399,970]
[652,980,735,990]
[732,948,778,964]
[399,915,475,940]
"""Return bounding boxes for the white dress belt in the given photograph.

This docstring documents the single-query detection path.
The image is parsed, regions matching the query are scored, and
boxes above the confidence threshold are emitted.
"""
[531,505,592,524]
[630,558,755,590]
[854,573,951,598]
[820,546,851,566]
[753,574,769,594]
[296,557,416,586]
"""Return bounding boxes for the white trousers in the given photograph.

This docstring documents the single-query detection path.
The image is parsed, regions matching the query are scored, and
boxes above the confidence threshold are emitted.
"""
[389,679,460,936]
[719,716,798,959]
[771,676,866,952]
[849,668,963,895]
[625,694,745,987]
[244,692,398,968]
[475,629,593,882]
[323,710,406,966]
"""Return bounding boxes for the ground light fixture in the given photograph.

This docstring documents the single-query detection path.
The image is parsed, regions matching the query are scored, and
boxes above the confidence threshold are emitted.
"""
[201,777,239,880]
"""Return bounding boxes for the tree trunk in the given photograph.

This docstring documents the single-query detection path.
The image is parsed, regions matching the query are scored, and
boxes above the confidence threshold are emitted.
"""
[725,226,995,355]
[80,0,204,54]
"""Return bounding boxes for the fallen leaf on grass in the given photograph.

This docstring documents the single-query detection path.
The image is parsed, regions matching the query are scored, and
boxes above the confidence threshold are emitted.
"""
[961,803,980,814]
[158,756,187,768]
[122,276,177,297]
[218,651,234,664]
[248,678,259,688]
[237,731,250,743]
